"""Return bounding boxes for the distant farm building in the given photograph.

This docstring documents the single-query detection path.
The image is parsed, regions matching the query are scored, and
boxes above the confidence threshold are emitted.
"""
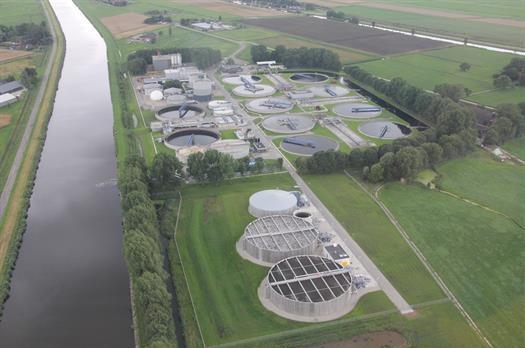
[0,81,24,95]
[0,93,17,107]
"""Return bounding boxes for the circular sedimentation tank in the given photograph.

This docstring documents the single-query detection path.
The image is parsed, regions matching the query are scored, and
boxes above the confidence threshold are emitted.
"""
[164,128,219,149]
[246,98,294,114]
[222,75,262,85]
[289,72,329,84]
[238,215,319,265]
[156,105,204,121]
[358,121,411,139]
[233,84,276,98]
[309,85,349,98]
[281,135,338,156]
[260,255,353,321]
[249,189,297,218]
[333,103,382,118]
[262,115,315,134]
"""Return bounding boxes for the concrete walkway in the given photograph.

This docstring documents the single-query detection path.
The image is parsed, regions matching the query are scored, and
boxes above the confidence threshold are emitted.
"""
[0,2,58,219]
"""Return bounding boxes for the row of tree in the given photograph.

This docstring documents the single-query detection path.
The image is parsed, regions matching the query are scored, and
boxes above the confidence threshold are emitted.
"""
[344,66,476,136]
[250,44,341,71]
[0,22,51,45]
[296,127,475,183]
[127,47,222,74]
[187,150,235,183]
[326,10,359,24]
[144,15,172,24]
[493,57,525,87]
[484,103,525,145]
[119,155,177,348]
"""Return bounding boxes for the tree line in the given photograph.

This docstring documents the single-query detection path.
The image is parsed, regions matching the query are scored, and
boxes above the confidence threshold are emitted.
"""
[493,57,525,89]
[250,44,341,71]
[301,66,483,182]
[484,103,525,146]
[119,155,179,348]
[127,47,222,74]
[0,22,51,45]
[144,15,172,24]
[326,10,359,24]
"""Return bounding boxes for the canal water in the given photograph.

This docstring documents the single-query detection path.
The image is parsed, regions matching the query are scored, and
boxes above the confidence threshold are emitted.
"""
[0,0,133,347]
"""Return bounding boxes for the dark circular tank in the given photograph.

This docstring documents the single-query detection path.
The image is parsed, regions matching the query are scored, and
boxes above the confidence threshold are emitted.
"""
[358,121,412,140]
[294,211,312,219]
[290,72,329,83]
[156,104,204,121]
[165,128,219,148]
[281,135,338,156]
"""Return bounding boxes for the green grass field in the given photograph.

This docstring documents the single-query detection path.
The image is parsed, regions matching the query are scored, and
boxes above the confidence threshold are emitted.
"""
[175,173,483,347]
[118,26,238,59]
[380,178,525,348]
[358,46,525,106]
[502,136,525,159]
[0,0,44,26]
[336,4,525,49]
[303,173,444,304]
[175,174,396,345]
[437,151,525,226]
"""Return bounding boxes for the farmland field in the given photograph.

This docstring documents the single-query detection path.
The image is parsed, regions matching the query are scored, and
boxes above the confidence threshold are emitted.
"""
[245,17,449,56]
[380,152,525,347]
[335,4,525,48]
[0,0,44,26]
[357,46,525,106]
[0,49,32,63]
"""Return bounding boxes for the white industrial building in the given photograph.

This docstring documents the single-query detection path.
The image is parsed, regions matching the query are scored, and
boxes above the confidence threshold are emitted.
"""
[249,190,298,218]
[0,93,17,107]
[165,67,201,81]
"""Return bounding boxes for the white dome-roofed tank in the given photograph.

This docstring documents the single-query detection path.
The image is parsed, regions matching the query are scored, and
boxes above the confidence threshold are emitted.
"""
[249,189,297,218]
[193,79,213,102]
[149,89,164,101]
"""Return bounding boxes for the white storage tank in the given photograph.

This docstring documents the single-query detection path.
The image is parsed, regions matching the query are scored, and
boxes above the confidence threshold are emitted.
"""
[193,79,213,102]
[249,190,297,218]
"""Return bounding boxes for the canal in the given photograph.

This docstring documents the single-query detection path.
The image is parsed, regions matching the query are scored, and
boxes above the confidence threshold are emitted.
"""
[0,0,134,347]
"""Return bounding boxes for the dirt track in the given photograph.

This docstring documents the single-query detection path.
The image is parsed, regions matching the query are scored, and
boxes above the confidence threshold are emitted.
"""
[0,114,11,129]
[245,17,449,55]
[0,49,31,63]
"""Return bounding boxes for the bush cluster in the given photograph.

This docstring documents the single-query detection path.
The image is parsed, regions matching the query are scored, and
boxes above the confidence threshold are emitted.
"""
[251,44,341,72]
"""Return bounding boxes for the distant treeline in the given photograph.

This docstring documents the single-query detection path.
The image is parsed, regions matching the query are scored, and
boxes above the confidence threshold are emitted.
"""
[493,57,525,88]
[251,44,341,71]
[144,15,172,25]
[127,47,222,74]
[326,10,359,24]
[0,22,51,45]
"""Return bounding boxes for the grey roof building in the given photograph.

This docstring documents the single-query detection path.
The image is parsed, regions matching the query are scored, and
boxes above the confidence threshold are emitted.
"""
[0,81,24,95]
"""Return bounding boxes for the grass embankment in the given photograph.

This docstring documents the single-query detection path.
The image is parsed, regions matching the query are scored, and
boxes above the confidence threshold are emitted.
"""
[0,0,44,25]
[0,0,64,315]
[380,151,525,347]
[357,46,525,106]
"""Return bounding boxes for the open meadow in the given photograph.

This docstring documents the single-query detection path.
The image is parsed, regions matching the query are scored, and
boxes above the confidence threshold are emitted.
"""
[357,46,525,106]
[380,153,525,348]
[502,136,525,159]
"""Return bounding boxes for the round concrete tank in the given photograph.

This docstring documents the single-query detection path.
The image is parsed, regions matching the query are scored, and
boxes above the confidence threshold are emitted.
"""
[249,189,297,217]
[238,215,319,265]
[260,255,353,322]
[193,79,213,102]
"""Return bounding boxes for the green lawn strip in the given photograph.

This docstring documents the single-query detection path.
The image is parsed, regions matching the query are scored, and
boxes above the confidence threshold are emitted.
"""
[467,87,525,106]
[302,173,444,304]
[380,183,525,348]
[502,136,525,159]
[220,129,238,140]
[310,123,351,153]
[437,150,525,226]
[335,4,524,48]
